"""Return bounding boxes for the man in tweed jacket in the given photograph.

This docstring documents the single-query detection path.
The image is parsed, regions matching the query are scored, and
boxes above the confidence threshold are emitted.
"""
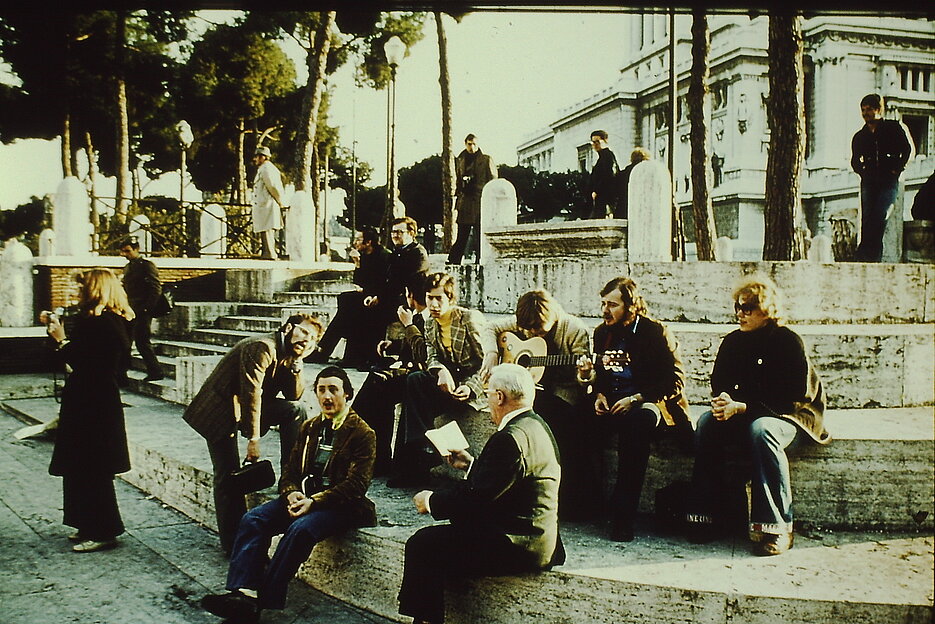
[184,313,322,554]
[392,272,496,487]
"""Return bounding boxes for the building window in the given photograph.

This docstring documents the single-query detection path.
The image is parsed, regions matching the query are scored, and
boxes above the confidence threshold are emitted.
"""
[899,67,933,93]
[577,145,591,173]
[903,114,929,156]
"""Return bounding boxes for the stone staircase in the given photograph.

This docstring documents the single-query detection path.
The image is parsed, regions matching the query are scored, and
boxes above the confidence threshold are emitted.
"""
[107,259,933,623]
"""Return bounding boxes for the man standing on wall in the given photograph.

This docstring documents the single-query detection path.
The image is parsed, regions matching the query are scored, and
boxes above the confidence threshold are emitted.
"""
[587,129,619,220]
[448,134,497,265]
[252,146,286,260]
[119,238,164,382]
[850,93,913,262]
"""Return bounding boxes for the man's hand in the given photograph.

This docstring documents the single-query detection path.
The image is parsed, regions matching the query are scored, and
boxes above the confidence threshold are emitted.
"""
[594,393,610,416]
[610,395,640,416]
[450,385,471,401]
[711,391,745,421]
[436,367,456,394]
[576,355,594,380]
[376,340,392,357]
[397,305,414,327]
[446,448,473,472]
[479,352,499,384]
[45,315,66,343]
[245,438,261,462]
[349,248,361,268]
[286,491,312,518]
[363,295,379,308]
[413,490,432,514]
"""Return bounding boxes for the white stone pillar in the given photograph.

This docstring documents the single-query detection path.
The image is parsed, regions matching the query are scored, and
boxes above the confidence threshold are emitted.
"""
[480,179,518,263]
[129,214,152,253]
[39,228,55,257]
[52,176,92,256]
[809,234,834,263]
[714,236,734,261]
[286,190,316,264]
[0,239,34,327]
[627,160,673,261]
[200,203,227,257]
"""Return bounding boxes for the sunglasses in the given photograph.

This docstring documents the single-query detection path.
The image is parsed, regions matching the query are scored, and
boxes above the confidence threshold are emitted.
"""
[734,301,759,314]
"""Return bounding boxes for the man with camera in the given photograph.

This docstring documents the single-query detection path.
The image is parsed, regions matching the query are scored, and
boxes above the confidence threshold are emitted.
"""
[183,313,322,554]
[200,366,377,624]
[447,133,497,265]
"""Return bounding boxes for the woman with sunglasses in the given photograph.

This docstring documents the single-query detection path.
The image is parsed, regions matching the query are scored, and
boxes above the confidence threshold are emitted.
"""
[44,269,133,553]
[685,277,829,556]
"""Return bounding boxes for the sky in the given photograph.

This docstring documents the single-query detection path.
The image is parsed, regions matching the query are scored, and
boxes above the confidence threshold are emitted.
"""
[0,9,633,210]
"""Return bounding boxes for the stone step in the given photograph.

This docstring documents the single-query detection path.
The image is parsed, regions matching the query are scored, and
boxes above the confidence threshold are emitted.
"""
[271,291,342,308]
[215,315,283,333]
[290,277,357,293]
[1,380,930,624]
[123,368,178,402]
[453,260,935,325]
[190,327,258,348]
[153,339,229,359]
[128,353,177,378]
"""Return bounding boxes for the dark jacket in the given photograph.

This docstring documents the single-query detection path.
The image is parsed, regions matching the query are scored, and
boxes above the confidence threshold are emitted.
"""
[355,244,392,295]
[454,149,498,224]
[379,242,430,311]
[383,312,428,371]
[592,315,691,431]
[279,409,377,527]
[429,410,562,569]
[711,323,829,444]
[183,333,305,443]
[851,119,913,180]
[589,148,619,204]
[49,311,132,477]
[123,256,162,314]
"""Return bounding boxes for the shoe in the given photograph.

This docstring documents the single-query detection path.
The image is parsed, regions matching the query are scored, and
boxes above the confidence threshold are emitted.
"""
[143,374,165,382]
[754,531,794,556]
[72,539,118,553]
[201,591,259,620]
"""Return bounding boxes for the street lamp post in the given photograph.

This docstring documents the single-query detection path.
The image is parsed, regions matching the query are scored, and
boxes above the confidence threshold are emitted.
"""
[176,120,194,256]
[383,35,406,234]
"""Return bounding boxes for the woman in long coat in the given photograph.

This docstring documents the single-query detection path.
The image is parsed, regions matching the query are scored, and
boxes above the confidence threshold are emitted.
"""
[45,269,133,553]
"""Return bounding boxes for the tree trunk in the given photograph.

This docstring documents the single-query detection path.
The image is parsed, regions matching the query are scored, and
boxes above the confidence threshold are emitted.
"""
[688,9,717,261]
[763,13,806,261]
[61,112,73,178]
[291,11,334,195]
[236,118,246,205]
[436,12,455,253]
[114,10,130,225]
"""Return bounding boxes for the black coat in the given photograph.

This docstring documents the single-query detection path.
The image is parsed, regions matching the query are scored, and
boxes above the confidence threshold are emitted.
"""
[379,242,429,311]
[355,244,391,294]
[850,119,912,180]
[49,311,132,477]
[123,256,162,314]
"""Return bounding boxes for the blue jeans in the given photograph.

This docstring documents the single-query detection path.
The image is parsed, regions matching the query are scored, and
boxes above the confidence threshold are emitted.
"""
[855,176,899,262]
[687,411,800,534]
[226,498,353,610]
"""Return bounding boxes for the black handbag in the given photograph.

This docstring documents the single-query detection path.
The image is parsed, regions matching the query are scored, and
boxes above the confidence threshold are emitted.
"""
[229,459,275,494]
[152,286,174,318]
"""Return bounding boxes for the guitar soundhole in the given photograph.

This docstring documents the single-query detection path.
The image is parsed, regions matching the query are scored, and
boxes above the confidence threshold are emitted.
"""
[517,354,531,368]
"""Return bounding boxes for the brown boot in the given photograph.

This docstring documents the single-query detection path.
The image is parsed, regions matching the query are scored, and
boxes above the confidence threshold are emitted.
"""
[754,531,794,556]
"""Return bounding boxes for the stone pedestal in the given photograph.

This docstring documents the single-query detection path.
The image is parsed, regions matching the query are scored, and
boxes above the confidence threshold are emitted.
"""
[0,239,34,327]
[286,190,316,263]
[39,229,55,257]
[627,160,672,261]
[882,182,905,263]
[809,234,834,263]
[480,179,518,263]
[200,204,227,257]
[52,177,91,257]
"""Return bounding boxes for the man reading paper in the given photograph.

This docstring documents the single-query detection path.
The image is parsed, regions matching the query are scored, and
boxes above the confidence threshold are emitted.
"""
[398,364,564,624]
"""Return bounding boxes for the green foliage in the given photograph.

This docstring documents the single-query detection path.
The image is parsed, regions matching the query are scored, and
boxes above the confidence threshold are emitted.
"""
[398,154,443,228]
[0,196,48,254]
[354,12,428,89]
[498,165,590,222]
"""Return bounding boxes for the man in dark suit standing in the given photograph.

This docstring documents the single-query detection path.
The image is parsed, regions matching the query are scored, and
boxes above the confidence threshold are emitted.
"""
[447,134,497,265]
[119,238,164,381]
[398,363,563,624]
[183,313,322,554]
[587,129,619,220]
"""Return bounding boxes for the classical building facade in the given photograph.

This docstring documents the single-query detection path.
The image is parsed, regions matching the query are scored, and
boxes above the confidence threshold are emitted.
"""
[516,14,934,259]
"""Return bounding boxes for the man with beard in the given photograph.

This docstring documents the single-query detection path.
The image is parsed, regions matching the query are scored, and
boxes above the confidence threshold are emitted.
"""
[184,313,322,554]
[201,366,376,623]
[576,277,691,542]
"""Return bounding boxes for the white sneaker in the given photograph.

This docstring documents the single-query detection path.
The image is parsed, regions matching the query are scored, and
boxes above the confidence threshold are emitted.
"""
[72,539,118,553]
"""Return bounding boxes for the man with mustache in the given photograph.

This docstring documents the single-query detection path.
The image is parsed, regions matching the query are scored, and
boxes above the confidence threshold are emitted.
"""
[184,313,322,554]
[201,366,376,623]
[576,277,691,542]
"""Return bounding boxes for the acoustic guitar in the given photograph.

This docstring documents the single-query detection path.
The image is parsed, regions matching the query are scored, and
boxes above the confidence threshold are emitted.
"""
[498,331,629,383]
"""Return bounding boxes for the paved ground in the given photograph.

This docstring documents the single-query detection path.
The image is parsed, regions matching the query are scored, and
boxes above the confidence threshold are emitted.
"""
[0,406,394,624]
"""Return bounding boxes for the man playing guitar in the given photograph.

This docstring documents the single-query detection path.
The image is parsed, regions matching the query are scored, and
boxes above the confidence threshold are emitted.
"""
[481,289,597,521]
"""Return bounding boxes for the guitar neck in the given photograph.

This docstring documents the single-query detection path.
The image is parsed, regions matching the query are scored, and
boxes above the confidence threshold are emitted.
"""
[525,354,580,368]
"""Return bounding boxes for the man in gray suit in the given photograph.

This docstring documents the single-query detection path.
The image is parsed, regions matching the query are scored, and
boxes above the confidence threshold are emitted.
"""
[398,363,564,624]
[183,313,323,554]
